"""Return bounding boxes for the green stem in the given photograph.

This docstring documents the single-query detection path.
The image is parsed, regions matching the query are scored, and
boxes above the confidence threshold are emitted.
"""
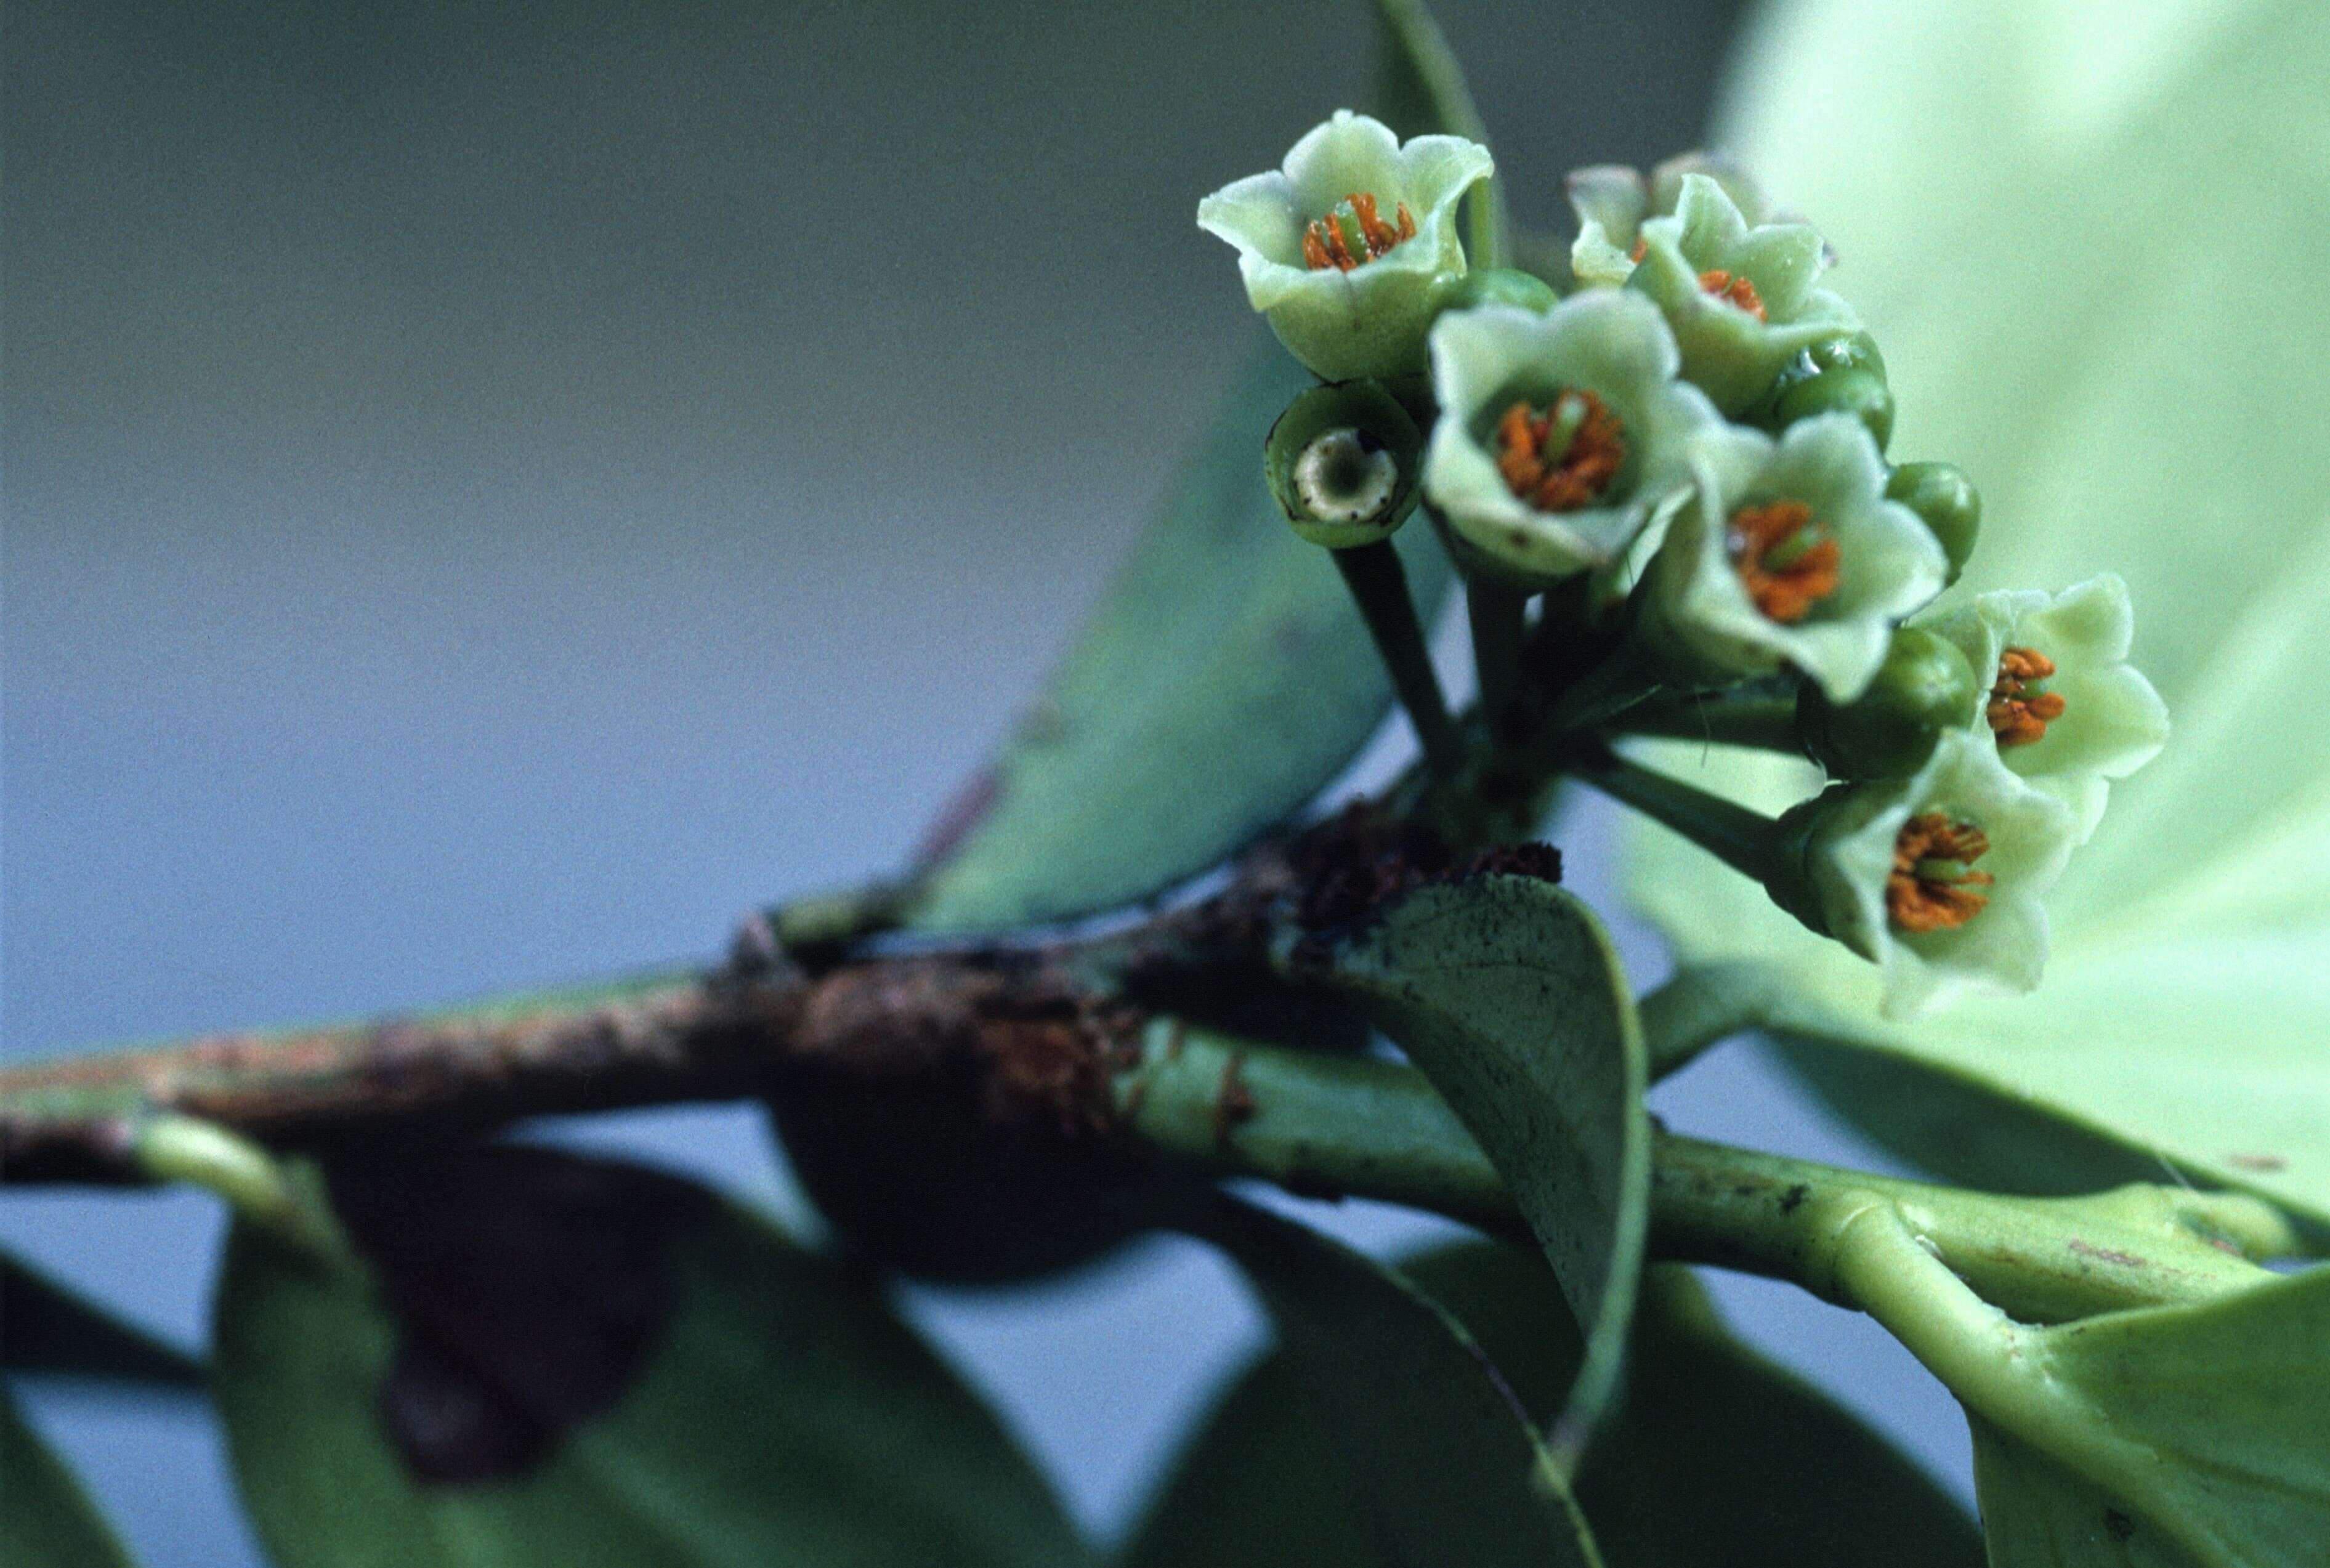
[1107,1025,2291,1322]
[1560,743,1786,887]
[1635,961,1809,1079]
[1616,687,1802,753]
[1336,541,1462,778]
[1465,578,1529,741]
[1112,1019,1521,1240]
[1649,1132,2288,1322]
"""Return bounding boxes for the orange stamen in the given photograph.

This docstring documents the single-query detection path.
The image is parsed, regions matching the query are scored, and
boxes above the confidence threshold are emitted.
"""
[1698,268,1766,320]
[1725,500,1840,623]
[1887,812,1996,933]
[1629,237,1647,263]
[1492,391,1628,512]
[1988,646,2066,748]
[1302,192,1417,272]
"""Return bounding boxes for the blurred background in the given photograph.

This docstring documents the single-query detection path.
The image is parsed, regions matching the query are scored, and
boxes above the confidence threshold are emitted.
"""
[6,1,1973,1560]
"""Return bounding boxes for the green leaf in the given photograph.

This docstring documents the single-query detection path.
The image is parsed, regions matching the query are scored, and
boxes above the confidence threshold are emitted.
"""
[1959,1265,2330,1566]
[1305,873,1649,1458]
[907,347,1454,932]
[1131,1240,1977,1568]
[1970,1418,2203,1568]
[212,1145,1091,1568]
[1625,0,2330,1224]
[1130,1197,1596,1568]
[1372,0,1507,267]
[1118,1351,1370,1568]
[2,1251,204,1392]
[1,1382,138,1567]
[1404,1249,1982,1568]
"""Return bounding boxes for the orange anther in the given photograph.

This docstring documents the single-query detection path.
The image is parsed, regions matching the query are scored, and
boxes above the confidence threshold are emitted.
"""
[1491,392,1628,512]
[1725,500,1840,623]
[1698,269,1766,320]
[1887,812,1996,932]
[1302,193,1418,272]
[1988,646,2066,747]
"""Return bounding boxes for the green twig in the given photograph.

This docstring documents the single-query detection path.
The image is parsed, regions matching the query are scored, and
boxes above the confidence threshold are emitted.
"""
[1106,1024,2293,1322]
[1335,541,1463,779]
[1616,685,1802,753]
[1465,578,1530,741]
[1559,743,1786,887]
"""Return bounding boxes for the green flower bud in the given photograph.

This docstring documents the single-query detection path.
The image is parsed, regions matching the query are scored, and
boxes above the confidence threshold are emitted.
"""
[1922,575,2169,842]
[1762,335,1895,452]
[1771,730,2078,1019]
[1198,110,1494,382]
[1433,266,1559,316]
[1625,174,1860,416]
[1566,152,1774,291]
[1636,413,1949,702]
[1264,381,1425,549]
[1797,626,1980,778]
[1885,461,1981,583]
[1421,293,1726,587]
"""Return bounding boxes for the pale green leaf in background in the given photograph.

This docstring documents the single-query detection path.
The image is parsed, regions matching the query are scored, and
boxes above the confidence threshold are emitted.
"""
[1308,874,1649,1460]
[1970,1418,2204,1568]
[1626,0,2330,1224]
[2,1383,139,1568]
[1962,1265,2330,1565]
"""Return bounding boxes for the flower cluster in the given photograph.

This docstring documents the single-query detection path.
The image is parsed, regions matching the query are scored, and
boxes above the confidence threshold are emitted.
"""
[1200,116,2165,1018]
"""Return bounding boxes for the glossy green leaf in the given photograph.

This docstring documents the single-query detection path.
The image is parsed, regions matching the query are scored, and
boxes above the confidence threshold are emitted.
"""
[1131,1241,1978,1568]
[1306,873,1649,1459]
[2,1251,204,1392]
[1418,1251,1980,1568]
[1130,1196,1596,1568]
[1,1382,137,1567]
[212,1147,1091,1568]
[907,345,1454,932]
[1956,1265,2330,1566]
[1625,0,2330,1223]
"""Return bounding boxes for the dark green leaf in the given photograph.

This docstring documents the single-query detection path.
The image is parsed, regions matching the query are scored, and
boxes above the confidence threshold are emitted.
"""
[2,1251,204,1392]
[1399,1247,1982,1567]
[1308,873,1650,1458]
[212,1145,1092,1568]
[1132,1195,1595,1568]
[906,349,1455,932]
[1,1382,137,1567]
[1118,1352,1371,1568]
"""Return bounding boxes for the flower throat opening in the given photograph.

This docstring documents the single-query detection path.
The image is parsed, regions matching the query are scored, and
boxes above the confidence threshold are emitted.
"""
[1303,193,1416,271]
[1887,812,1995,932]
[1989,646,2066,747]
[1726,500,1839,623]
[1494,390,1627,512]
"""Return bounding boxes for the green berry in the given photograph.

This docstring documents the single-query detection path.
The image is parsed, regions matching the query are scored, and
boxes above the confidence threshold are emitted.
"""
[1886,461,1982,583]
[1797,626,1980,778]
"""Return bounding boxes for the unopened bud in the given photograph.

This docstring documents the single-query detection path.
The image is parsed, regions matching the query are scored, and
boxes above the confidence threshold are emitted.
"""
[1797,626,1979,778]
